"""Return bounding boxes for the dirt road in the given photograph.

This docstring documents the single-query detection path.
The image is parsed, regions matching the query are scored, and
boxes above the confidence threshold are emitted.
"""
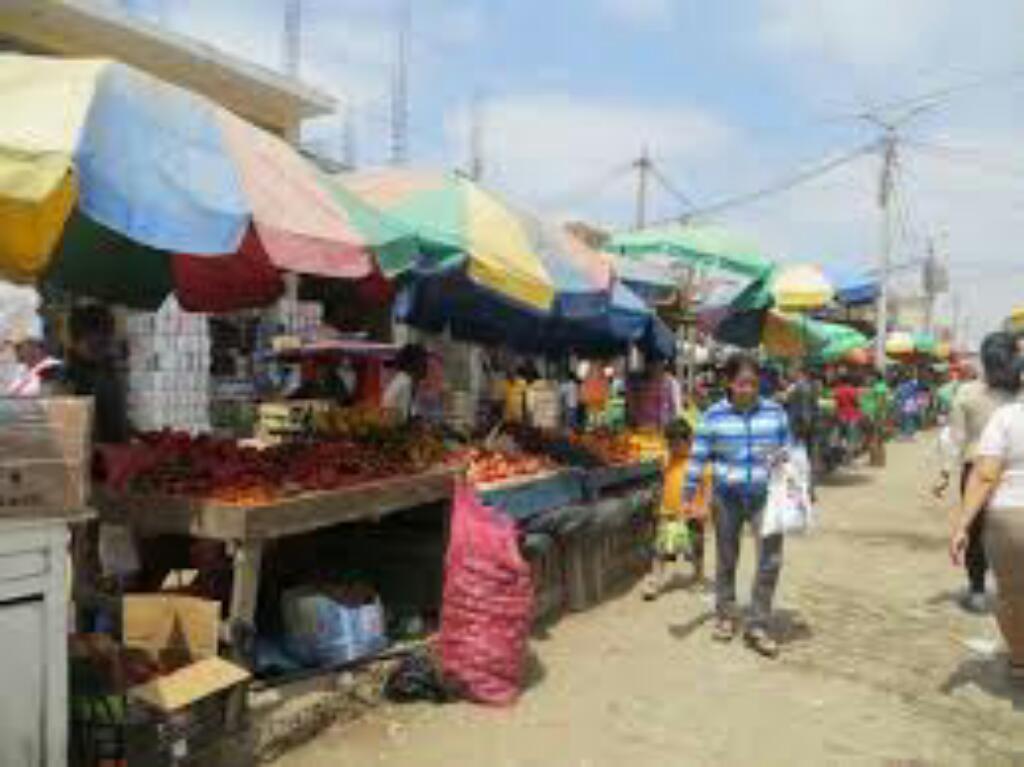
[275,440,1024,766]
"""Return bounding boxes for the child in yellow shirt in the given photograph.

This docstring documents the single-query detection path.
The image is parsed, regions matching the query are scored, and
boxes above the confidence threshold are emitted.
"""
[643,419,712,601]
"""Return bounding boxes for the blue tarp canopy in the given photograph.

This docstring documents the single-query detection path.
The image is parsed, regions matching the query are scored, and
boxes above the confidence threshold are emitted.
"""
[395,272,674,359]
[824,264,879,305]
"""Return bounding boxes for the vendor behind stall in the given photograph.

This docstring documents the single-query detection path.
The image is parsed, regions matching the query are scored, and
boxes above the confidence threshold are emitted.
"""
[383,343,429,422]
[65,304,130,444]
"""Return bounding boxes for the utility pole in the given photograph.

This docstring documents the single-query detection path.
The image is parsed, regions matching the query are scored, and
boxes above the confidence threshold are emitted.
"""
[875,131,897,372]
[951,290,962,350]
[342,106,357,169]
[923,239,936,336]
[468,91,485,181]
[634,146,652,230]
[390,0,411,166]
[283,0,301,78]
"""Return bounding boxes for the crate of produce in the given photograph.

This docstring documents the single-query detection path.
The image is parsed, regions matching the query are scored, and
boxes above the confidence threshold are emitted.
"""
[0,396,93,516]
[70,596,250,767]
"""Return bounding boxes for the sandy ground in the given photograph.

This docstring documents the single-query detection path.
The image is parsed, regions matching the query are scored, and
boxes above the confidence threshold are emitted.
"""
[274,439,1024,767]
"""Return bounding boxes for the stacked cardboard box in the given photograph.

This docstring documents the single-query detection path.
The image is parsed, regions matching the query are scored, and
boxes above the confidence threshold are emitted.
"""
[125,298,211,434]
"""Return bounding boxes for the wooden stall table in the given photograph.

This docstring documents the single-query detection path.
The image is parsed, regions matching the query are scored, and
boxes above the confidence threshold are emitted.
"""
[92,467,459,660]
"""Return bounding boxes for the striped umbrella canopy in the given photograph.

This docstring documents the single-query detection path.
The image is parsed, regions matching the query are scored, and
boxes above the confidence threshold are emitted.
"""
[339,169,613,314]
[396,271,669,358]
[719,309,867,362]
[772,263,834,310]
[0,55,415,310]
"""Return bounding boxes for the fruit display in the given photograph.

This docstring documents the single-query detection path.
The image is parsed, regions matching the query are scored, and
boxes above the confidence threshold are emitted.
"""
[447,447,558,485]
[97,425,451,506]
[568,429,668,466]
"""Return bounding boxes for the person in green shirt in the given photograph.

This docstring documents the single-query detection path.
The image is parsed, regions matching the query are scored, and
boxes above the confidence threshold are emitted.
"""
[860,372,891,464]
[937,376,961,419]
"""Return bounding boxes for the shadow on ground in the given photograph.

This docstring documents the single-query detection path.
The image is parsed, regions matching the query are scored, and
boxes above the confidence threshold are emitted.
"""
[524,649,548,691]
[940,654,1024,711]
[819,472,875,488]
[773,609,815,647]
[668,611,715,642]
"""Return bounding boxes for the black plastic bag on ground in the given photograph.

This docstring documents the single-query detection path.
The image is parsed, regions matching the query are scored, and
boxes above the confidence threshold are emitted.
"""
[384,650,457,704]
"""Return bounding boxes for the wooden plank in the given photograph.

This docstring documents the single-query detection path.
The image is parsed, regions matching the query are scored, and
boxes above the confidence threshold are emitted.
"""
[91,490,247,540]
[242,468,456,539]
[93,467,458,542]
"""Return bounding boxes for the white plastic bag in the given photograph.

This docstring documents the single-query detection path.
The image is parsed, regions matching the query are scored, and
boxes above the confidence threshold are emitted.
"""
[762,446,815,537]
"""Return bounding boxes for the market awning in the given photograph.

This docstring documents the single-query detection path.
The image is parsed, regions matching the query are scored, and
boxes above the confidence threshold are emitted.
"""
[772,263,834,311]
[338,169,617,314]
[396,272,671,359]
[823,264,879,306]
[0,54,415,310]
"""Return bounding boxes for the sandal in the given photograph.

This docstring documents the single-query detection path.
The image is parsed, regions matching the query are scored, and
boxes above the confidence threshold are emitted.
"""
[712,617,737,643]
[745,627,780,658]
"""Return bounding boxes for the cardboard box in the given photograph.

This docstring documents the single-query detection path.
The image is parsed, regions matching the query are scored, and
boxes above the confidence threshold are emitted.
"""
[0,397,92,516]
[122,595,250,713]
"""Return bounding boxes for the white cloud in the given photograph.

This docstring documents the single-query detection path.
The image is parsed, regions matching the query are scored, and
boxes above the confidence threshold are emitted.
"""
[598,0,676,29]
[446,92,736,220]
[757,0,1024,108]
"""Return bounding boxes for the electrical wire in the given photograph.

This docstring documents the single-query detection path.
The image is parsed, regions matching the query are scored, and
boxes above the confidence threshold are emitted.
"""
[648,140,880,224]
[647,162,698,210]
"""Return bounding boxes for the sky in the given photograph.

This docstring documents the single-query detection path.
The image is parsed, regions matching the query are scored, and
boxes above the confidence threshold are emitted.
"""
[117,0,1024,345]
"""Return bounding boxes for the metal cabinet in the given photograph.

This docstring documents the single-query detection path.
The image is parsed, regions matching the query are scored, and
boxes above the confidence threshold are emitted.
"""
[0,521,69,767]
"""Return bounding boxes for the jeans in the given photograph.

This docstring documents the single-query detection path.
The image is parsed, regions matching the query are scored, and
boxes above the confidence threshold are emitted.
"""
[714,490,784,629]
[961,463,988,594]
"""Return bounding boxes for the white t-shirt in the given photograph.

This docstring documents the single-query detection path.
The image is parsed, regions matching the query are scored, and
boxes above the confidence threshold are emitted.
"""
[976,401,1024,510]
[383,371,415,419]
[667,375,683,421]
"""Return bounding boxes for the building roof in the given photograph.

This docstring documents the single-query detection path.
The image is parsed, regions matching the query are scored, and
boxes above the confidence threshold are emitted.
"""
[0,0,336,137]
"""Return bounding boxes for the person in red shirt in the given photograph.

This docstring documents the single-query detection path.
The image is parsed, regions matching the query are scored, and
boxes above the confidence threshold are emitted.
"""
[833,376,863,457]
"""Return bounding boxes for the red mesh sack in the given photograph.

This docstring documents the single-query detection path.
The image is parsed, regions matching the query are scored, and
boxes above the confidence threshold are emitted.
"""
[438,481,533,706]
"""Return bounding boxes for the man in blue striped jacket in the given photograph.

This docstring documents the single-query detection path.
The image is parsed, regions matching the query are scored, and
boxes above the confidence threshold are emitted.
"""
[683,351,792,657]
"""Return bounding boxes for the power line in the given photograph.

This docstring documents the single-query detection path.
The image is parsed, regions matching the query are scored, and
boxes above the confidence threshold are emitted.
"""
[650,140,879,223]
[647,162,698,210]
[822,66,1024,128]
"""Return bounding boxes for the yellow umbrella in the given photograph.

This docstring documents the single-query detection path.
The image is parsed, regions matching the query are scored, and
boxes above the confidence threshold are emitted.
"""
[886,331,916,356]
[773,263,834,310]
[936,341,952,360]
[1009,306,1024,330]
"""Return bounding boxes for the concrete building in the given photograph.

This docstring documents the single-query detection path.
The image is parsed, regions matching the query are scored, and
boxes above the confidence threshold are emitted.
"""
[0,0,335,141]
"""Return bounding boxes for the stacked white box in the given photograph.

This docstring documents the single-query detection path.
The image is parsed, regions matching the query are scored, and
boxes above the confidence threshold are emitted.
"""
[124,297,211,434]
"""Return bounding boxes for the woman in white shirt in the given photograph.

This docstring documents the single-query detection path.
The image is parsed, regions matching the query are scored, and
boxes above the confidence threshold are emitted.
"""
[383,343,428,421]
[952,331,1024,678]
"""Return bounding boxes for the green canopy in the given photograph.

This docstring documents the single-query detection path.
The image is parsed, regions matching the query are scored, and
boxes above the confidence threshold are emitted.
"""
[818,322,870,362]
[912,331,938,356]
[609,222,777,317]
[610,223,774,279]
